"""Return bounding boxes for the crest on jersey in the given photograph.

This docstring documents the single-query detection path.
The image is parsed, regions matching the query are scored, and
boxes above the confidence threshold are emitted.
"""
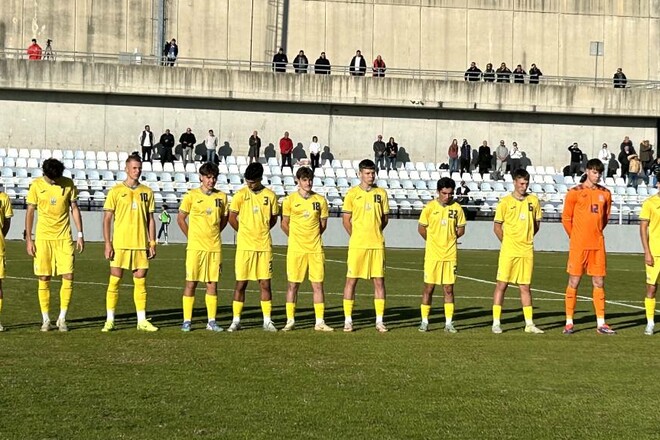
[50,197,57,205]
[599,195,604,202]
[206,208,212,215]
[303,210,310,218]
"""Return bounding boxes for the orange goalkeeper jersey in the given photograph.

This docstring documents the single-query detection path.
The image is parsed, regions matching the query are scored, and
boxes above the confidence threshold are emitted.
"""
[561,184,611,250]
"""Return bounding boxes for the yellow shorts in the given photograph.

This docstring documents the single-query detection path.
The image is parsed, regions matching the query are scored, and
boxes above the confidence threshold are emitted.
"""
[646,256,660,285]
[0,255,6,279]
[186,250,221,283]
[496,255,533,285]
[287,251,324,283]
[110,249,149,271]
[34,239,74,276]
[424,260,456,285]
[346,248,384,280]
[235,250,272,281]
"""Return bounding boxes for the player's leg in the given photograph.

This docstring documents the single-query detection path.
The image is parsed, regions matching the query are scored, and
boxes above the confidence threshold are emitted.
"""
[645,283,657,335]
[181,280,197,332]
[373,277,387,332]
[229,280,248,332]
[311,281,332,331]
[419,283,435,332]
[134,266,158,332]
[53,239,76,331]
[259,279,277,332]
[591,276,615,334]
[283,282,300,331]
[204,282,222,332]
[102,266,123,332]
[0,279,4,332]
[56,273,73,332]
[157,223,165,240]
[164,223,169,244]
[443,284,457,333]
[34,240,54,330]
[519,285,543,334]
[491,281,508,334]
[229,249,253,331]
[284,251,306,330]
[342,277,358,332]
[564,249,585,334]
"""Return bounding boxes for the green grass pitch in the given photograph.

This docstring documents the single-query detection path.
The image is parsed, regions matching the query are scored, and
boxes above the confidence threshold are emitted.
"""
[1,241,659,439]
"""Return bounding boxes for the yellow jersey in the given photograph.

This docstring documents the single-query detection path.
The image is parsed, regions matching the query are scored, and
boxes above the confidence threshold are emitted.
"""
[282,191,329,254]
[419,199,466,262]
[640,195,660,256]
[103,183,155,250]
[0,192,13,254]
[343,185,389,250]
[494,193,542,258]
[229,186,279,251]
[179,188,228,252]
[26,177,78,240]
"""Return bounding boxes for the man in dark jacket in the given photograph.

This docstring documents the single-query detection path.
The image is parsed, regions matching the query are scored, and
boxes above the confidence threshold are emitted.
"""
[613,68,627,88]
[373,135,386,170]
[529,63,543,84]
[349,50,367,76]
[272,48,288,73]
[179,128,197,167]
[464,62,482,81]
[248,130,261,163]
[512,65,526,84]
[314,52,331,74]
[496,63,512,83]
[460,139,472,173]
[163,39,178,67]
[159,129,175,166]
[293,50,309,73]
[568,143,583,176]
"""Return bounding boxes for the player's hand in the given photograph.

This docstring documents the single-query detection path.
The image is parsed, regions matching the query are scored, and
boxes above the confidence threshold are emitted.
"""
[26,239,36,257]
[645,252,654,267]
[148,245,156,260]
[104,243,115,261]
[76,237,85,254]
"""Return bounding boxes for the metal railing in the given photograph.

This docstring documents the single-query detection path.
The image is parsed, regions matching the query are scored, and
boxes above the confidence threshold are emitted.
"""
[2,47,659,89]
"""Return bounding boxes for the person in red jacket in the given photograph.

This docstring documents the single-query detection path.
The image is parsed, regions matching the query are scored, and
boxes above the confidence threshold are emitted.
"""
[27,39,42,60]
[280,131,294,172]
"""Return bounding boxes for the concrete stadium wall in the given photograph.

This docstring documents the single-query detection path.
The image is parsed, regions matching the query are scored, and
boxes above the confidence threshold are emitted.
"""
[0,60,657,171]
[8,210,645,254]
[1,1,659,80]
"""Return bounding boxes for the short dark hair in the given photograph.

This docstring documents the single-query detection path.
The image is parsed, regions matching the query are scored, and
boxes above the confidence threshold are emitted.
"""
[126,152,142,165]
[512,168,530,181]
[296,166,314,180]
[244,162,264,180]
[358,159,376,171]
[585,158,605,173]
[436,177,456,191]
[199,162,219,177]
[42,158,64,180]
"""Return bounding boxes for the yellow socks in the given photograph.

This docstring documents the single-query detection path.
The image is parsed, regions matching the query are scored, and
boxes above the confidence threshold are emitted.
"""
[492,304,502,325]
[38,280,50,320]
[133,277,147,322]
[286,302,296,321]
[314,303,325,324]
[232,300,244,322]
[645,297,656,325]
[182,296,195,322]
[0,297,3,317]
[343,299,354,322]
[522,305,534,325]
[206,294,217,322]
[374,298,385,323]
[260,300,272,321]
[59,279,73,320]
[444,303,455,325]
[420,304,431,323]
[105,275,121,321]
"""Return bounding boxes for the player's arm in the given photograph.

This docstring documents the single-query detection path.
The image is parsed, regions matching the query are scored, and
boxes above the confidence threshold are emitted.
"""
[219,213,228,232]
[640,219,654,266]
[561,191,575,236]
[533,219,541,236]
[25,203,36,256]
[493,221,504,243]
[342,212,352,236]
[228,211,239,231]
[602,195,612,230]
[319,217,328,235]
[177,210,189,238]
[380,213,389,230]
[103,210,115,260]
[281,215,290,236]
[70,202,85,253]
[147,213,156,259]
[269,214,278,230]
[2,217,10,238]
[417,223,427,240]
[456,225,466,239]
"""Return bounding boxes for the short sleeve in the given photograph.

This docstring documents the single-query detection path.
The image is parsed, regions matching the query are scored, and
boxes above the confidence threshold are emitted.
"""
[26,182,37,206]
[221,193,229,217]
[418,204,430,226]
[179,192,192,213]
[456,205,467,227]
[229,193,241,213]
[103,188,115,211]
[494,199,505,223]
[148,191,155,213]
[270,193,280,216]
[342,191,353,213]
[381,191,390,215]
[534,198,543,221]
[281,196,291,217]
[320,197,329,219]
[69,182,79,203]
[2,195,13,218]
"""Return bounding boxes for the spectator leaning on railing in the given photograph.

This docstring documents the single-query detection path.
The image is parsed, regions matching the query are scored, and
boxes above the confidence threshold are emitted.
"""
[27,39,42,60]
[293,50,309,73]
[314,52,331,74]
[373,55,386,77]
[529,63,543,84]
[349,50,367,76]
[613,68,627,88]
[464,62,482,81]
[163,39,178,67]
[483,63,496,82]
[272,48,288,73]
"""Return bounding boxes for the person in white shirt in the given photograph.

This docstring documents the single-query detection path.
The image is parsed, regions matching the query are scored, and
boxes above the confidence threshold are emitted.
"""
[205,129,218,163]
[309,136,321,170]
[598,143,610,173]
[140,125,154,162]
[509,142,523,173]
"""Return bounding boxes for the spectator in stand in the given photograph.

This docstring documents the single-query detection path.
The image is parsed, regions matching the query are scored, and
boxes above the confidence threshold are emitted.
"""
[464,62,482,81]
[460,139,471,173]
[613,68,627,88]
[495,140,508,176]
[139,125,154,163]
[568,142,583,176]
[618,145,632,182]
[640,140,654,174]
[512,65,526,84]
[620,136,635,154]
[309,136,321,170]
[386,137,398,171]
[598,143,610,172]
[496,63,511,83]
[529,63,543,84]
[272,47,288,73]
[483,63,496,82]
[650,157,660,186]
[373,135,387,170]
[27,39,42,60]
[509,142,523,172]
[477,140,492,177]
[314,52,331,74]
[448,139,459,173]
[373,55,386,77]
[163,39,178,67]
[280,131,294,172]
[628,153,642,188]
[248,130,261,163]
[455,180,470,205]
[179,128,197,167]
[43,39,55,61]
[159,129,175,166]
[293,50,309,74]
[349,50,367,76]
[205,129,218,163]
